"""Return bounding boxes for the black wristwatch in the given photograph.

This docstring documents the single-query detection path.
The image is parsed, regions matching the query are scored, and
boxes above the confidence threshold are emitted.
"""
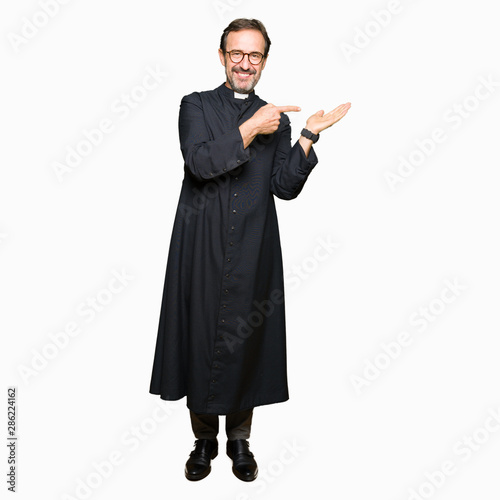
[300,128,320,143]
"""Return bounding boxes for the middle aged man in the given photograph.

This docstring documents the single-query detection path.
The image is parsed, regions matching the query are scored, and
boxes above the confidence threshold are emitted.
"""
[149,18,351,482]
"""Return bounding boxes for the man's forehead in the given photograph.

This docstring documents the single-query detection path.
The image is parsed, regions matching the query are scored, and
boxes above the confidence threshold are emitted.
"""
[226,29,265,51]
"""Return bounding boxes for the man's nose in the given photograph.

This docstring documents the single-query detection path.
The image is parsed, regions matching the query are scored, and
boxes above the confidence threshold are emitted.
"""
[239,54,251,69]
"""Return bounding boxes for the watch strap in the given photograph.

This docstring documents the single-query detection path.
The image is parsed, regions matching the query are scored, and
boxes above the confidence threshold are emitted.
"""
[300,128,320,143]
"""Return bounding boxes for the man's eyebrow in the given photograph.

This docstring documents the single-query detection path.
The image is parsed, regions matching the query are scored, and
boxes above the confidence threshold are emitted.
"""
[227,49,263,53]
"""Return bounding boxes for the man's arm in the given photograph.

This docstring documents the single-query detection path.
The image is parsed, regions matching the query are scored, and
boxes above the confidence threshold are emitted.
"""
[179,93,252,182]
[238,119,259,150]
[265,102,352,200]
[239,102,351,157]
[269,117,319,200]
[238,104,301,149]
[298,135,314,158]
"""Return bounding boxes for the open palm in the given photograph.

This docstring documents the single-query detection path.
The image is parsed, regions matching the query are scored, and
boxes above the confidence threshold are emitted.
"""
[306,102,351,135]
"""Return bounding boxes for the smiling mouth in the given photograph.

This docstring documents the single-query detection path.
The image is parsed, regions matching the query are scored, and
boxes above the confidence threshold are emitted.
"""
[235,72,253,78]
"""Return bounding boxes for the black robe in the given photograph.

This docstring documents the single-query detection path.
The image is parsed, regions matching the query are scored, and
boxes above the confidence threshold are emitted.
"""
[149,82,318,414]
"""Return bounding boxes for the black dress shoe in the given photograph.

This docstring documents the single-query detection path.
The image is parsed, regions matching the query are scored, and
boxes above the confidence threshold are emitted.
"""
[226,439,258,482]
[185,439,218,481]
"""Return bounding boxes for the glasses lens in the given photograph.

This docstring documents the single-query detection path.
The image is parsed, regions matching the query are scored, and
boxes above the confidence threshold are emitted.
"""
[228,51,262,64]
[249,53,262,64]
[229,51,243,63]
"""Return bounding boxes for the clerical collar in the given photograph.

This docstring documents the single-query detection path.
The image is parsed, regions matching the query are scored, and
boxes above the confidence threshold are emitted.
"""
[217,82,257,101]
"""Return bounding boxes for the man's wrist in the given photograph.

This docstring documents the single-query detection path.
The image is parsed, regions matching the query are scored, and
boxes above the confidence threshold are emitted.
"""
[239,118,259,149]
[305,123,320,135]
[301,127,320,143]
[298,135,313,158]
[240,118,259,136]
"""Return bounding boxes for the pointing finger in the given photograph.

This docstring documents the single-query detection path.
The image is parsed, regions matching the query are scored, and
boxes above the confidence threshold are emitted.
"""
[275,105,301,113]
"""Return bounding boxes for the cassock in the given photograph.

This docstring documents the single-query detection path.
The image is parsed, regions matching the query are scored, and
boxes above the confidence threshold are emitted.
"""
[149,82,318,414]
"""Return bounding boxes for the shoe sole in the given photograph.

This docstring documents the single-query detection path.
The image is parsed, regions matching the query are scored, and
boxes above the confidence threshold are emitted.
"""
[185,467,211,481]
[231,466,258,482]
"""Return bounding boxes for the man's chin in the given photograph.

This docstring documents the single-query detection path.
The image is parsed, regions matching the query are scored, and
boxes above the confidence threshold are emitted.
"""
[231,81,254,94]
[227,74,258,94]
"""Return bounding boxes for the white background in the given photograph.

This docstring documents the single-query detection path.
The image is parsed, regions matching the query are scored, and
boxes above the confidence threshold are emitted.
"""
[1,0,500,499]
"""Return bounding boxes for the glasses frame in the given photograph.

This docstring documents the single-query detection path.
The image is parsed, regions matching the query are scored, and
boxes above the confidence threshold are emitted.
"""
[226,50,265,65]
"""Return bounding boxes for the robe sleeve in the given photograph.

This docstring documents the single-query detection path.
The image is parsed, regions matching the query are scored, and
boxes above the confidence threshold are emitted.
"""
[270,114,319,200]
[178,93,251,182]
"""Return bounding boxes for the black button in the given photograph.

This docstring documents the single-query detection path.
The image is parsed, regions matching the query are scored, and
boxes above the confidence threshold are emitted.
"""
[212,379,216,383]
[218,335,223,340]
[235,177,239,180]
[232,209,236,214]
[224,289,229,294]
[221,318,225,323]
[216,350,221,354]
[210,172,214,176]
[209,394,215,400]
[227,258,231,262]
[231,226,235,230]
[222,304,227,309]
[229,241,234,246]
[236,160,241,164]
[214,364,219,368]
[225,273,230,277]
[223,167,227,172]
[233,193,238,197]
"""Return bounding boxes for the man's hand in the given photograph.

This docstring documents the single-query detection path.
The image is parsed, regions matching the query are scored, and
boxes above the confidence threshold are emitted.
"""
[249,103,301,134]
[239,101,351,152]
[239,103,301,148]
[298,102,351,158]
[305,102,351,135]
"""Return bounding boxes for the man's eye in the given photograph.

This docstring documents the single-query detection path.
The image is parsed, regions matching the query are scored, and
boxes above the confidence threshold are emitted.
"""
[232,51,242,56]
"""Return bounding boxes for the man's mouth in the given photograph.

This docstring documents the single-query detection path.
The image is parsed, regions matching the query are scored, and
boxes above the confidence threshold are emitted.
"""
[234,71,253,79]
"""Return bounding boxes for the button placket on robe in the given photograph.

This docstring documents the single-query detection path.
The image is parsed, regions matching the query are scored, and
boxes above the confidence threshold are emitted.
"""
[207,101,247,410]
[207,171,240,410]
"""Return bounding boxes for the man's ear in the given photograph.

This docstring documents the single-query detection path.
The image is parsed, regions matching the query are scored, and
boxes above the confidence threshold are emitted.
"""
[218,48,226,66]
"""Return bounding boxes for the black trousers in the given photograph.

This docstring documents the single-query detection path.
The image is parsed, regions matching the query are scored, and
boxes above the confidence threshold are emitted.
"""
[189,408,253,441]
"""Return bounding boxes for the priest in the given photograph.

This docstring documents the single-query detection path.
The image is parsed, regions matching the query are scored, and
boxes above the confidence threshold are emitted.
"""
[149,17,351,482]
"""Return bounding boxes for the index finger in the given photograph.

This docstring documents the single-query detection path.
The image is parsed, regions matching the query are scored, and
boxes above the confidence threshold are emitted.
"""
[275,105,301,113]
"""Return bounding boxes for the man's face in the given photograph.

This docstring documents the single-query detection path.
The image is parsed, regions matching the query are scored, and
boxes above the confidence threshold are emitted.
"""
[219,29,267,94]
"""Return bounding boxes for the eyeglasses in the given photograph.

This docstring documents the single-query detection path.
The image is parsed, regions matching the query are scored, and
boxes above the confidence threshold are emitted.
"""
[226,50,264,65]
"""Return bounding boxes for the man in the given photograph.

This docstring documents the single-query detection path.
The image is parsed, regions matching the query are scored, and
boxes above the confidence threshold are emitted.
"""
[149,18,351,482]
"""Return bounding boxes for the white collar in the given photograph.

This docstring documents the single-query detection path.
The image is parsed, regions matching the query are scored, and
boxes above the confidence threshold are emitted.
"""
[234,91,249,99]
